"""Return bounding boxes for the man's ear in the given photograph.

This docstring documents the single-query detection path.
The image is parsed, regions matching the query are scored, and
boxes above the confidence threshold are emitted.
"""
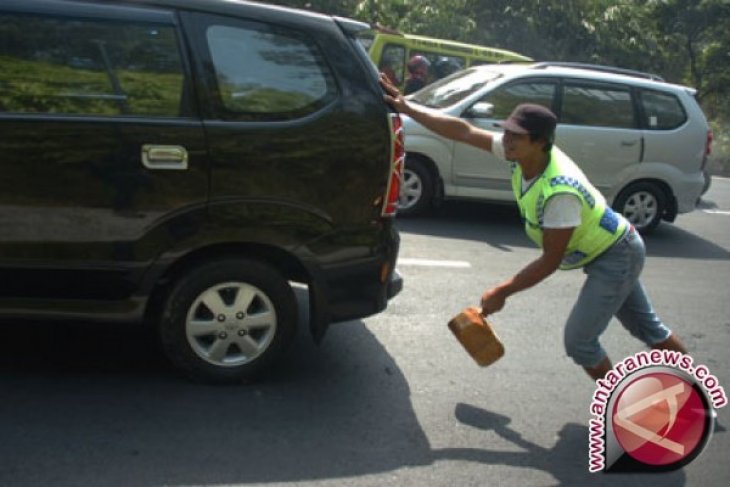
[543,132,555,151]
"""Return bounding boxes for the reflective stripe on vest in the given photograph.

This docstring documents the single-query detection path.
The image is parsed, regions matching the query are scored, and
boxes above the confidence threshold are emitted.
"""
[511,148,627,269]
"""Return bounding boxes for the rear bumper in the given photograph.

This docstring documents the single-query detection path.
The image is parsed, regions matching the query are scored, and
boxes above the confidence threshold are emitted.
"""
[388,268,404,299]
[674,171,704,214]
[312,223,401,327]
[326,254,402,324]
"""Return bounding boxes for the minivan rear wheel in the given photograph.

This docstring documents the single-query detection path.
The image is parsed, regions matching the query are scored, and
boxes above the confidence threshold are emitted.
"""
[159,258,297,383]
[613,182,667,234]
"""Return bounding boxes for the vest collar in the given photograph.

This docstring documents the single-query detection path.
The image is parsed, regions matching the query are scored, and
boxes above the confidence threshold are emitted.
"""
[518,150,554,198]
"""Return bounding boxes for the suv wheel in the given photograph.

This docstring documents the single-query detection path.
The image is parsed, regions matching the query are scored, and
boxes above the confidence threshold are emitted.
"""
[613,182,667,234]
[159,258,297,383]
[398,157,433,216]
[701,169,712,196]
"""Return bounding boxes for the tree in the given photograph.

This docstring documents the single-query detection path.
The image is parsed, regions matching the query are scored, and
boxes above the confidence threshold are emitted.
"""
[467,0,598,61]
[651,0,730,106]
[350,0,478,39]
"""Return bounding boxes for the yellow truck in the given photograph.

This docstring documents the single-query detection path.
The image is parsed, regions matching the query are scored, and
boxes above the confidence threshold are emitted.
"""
[362,30,532,91]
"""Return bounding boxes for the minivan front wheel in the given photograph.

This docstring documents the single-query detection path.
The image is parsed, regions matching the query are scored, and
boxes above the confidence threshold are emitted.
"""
[398,157,434,216]
[613,182,667,234]
[159,258,297,383]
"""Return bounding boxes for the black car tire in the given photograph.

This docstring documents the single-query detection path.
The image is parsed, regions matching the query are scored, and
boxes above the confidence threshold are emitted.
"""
[398,156,434,217]
[613,182,667,234]
[701,169,712,196]
[159,258,297,384]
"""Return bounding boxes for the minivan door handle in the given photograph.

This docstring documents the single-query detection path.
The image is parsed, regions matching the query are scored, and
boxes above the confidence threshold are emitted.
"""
[620,140,638,147]
[142,144,188,170]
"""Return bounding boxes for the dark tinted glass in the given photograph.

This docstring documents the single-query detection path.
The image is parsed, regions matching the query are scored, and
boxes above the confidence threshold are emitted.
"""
[0,13,184,116]
[381,43,406,86]
[410,50,465,82]
[207,23,336,121]
[483,81,556,119]
[640,89,687,130]
[561,84,636,128]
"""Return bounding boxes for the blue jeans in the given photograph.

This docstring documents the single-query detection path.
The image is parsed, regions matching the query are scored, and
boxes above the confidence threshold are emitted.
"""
[563,227,672,367]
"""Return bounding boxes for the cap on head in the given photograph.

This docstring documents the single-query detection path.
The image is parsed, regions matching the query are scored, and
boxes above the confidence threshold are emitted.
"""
[498,103,557,139]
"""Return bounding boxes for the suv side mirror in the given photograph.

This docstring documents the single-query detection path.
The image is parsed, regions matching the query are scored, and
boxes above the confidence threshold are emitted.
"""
[463,102,494,119]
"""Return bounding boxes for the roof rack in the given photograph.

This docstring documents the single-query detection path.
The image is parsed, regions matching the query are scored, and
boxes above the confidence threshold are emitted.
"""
[531,62,664,82]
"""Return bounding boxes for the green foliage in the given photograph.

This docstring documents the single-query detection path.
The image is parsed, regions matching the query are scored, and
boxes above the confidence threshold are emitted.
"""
[361,0,477,39]
[266,0,362,17]
[0,55,182,116]
[218,83,315,113]
[0,56,182,115]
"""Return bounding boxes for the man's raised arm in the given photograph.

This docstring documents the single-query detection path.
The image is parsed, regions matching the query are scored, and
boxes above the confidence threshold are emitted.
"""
[380,73,496,153]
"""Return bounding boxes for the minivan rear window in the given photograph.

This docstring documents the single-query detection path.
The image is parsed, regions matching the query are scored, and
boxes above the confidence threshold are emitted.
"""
[206,23,335,120]
[639,89,687,130]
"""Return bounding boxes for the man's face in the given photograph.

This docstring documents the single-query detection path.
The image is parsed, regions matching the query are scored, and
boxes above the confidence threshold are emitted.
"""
[502,130,544,161]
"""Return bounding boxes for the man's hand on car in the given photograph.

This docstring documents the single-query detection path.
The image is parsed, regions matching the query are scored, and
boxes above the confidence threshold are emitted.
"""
[380,73,409,113]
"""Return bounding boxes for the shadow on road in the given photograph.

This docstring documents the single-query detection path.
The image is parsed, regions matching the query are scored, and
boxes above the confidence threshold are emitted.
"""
[397,200,729,261]
[0,314,431,486]
[439,403,688,487]
[0,309,708,486]
[397,200,529,252]
[642,223,730,260]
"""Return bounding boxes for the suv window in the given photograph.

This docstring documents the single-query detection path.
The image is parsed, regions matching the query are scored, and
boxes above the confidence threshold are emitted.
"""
[411,67,502,109]
[206,22,336,121]
[0,12,184,117]
[410,50,465,81]
[561,82,636,128]
[639,89,687,130]
[482,80,556,119]
[380,43,406,85]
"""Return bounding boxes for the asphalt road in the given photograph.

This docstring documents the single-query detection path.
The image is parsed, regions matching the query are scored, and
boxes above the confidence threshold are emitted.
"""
[1,178,729,487]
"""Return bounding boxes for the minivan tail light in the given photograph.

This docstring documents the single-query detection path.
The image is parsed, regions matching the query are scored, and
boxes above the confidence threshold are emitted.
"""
[706,129,713,156]
[382,113,405,217]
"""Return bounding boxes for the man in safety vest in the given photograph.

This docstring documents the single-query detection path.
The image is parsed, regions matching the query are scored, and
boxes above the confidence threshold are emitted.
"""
[380,74,687,381]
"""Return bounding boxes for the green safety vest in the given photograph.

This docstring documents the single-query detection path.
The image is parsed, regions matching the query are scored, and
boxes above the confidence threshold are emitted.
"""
[511,148,628,270]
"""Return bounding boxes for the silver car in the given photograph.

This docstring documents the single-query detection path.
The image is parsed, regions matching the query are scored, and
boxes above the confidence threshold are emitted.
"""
[399,62,712,233]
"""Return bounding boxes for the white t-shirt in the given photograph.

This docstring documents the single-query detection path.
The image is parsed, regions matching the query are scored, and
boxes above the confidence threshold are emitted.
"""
[492,134,582,229]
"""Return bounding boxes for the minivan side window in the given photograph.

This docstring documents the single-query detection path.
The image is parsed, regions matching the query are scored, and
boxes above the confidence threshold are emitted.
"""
[639,89,687,130]
[0,13,184,117]
[206,23,335,121]
[561,83,636,129]
[482,81,557,119]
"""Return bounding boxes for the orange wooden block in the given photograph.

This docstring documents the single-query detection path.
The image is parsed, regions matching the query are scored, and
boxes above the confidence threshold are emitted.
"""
[448,307,505,367]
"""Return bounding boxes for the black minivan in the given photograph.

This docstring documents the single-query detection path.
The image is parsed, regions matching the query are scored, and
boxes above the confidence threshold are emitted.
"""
[0,0,403,382]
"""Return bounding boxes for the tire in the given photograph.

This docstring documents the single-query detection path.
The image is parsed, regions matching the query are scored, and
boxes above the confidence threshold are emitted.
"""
[701,169,712,196]
[159,258,297,384]
[613,182,667,234]
[397,157,434,217]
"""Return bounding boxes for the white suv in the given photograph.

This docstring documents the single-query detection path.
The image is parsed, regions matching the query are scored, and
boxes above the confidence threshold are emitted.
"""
[399,62,712,233]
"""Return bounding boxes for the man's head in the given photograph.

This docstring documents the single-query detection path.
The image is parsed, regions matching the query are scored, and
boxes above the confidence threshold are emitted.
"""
[499,103,557,152]
[407,55,430,77]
